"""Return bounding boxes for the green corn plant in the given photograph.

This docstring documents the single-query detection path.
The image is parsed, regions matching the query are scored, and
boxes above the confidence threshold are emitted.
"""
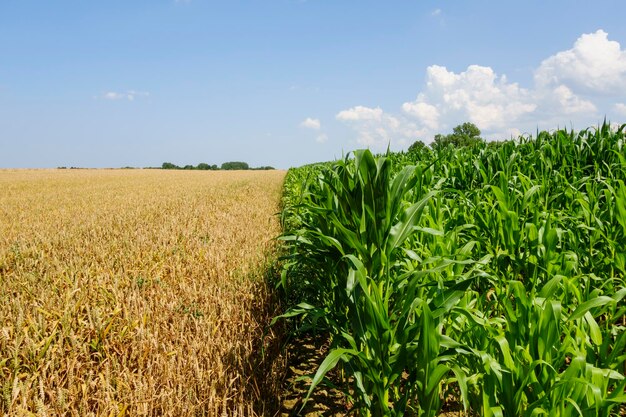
[279,150,478,416]
[277,123,626,416]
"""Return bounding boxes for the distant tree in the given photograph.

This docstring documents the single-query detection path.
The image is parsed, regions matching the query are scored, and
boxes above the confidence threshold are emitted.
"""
[431,122,484,150]
[431,134,448,150]
[221,161,249,170]
[162,162,179,170]
[407,140,427,154]
[452,122,481,140]
[162,161,260,170]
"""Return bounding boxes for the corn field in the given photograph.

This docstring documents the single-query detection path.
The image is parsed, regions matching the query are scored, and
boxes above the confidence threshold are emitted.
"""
[278,124,626,416]
[0,169,285,416]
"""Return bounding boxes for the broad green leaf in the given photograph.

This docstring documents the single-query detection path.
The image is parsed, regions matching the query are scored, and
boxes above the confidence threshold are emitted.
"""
[387,191,435,252]
[583,311,602,345]
[302,348,355,409]
[569,296,614,320]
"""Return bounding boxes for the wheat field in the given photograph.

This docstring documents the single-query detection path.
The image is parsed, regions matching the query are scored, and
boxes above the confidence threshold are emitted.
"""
[0,169,286,416]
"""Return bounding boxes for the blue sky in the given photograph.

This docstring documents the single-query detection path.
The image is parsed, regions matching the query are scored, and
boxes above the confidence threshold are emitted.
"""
[1,1,625,169]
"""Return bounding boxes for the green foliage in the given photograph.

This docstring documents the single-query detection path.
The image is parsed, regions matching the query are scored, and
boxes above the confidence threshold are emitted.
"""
[278,123,626,416]
[407,140,427,154]
[162,162,178,169]
[221,161,250,170]
[431,122,484,150]
[453,121,481,138]
[161,162,242,170]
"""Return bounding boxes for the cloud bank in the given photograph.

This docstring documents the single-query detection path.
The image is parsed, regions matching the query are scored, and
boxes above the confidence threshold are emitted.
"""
[337,30,626,149]
[535,30,626,95]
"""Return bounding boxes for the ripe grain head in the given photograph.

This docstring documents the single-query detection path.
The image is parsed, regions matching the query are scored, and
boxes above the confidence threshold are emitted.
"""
[0,169,285,416]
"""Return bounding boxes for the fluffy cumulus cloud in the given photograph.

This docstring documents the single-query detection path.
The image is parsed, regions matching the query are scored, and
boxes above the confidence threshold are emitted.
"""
[401,102,439,130]
[100,90,149,101]
[403,65,537,133]
[535,30,626,95]
[336,106,384,122]
[337,106,423,148]
[337,30,625,149]
[549,85,596,114]
[300,117,321,130]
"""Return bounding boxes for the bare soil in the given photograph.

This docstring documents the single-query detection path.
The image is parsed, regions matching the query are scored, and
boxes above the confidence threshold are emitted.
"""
[278,334,470,417]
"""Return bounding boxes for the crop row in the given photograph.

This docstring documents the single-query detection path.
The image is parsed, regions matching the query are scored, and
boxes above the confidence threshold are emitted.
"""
[278,124,626,416]
[0,170,285,416]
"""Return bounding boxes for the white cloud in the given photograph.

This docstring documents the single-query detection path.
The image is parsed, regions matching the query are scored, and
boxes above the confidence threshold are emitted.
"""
[316,133,328,143]
[336,106,383,122]
[412,65,537,132]
[614,103,626,117]
[393,65,537,143]
[337,30,625,149]
[401,102,440,130]
[100,90,149,101]
[102,92,124,100]
[336,106,423,148]
[300,117,321,130]
[431,8,442,16]
[535,30,626,94]
[300,117,329,143]
[551,85,596,114]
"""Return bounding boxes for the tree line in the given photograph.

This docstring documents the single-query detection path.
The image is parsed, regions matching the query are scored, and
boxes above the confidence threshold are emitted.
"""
[161,161,275,170]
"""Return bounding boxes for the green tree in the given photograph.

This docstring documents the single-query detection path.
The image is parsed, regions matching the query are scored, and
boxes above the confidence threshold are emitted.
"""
[452,122,481,139]
[431,122,484,150]
[162,162,179,170]
[220,161,249,170]
[407,139,427,154]
[196,163,211,170]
